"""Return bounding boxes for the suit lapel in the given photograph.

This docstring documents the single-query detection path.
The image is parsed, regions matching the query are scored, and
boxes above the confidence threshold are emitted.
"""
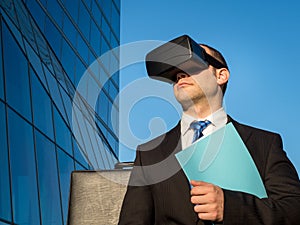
[160,121,182,159]
[227,116,264,174]
[228,116,253,145]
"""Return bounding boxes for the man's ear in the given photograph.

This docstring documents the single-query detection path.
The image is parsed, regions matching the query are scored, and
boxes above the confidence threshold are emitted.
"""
[216,68,230,85]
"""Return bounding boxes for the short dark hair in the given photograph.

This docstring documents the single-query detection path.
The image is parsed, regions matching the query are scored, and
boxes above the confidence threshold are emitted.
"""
[200,44,229,95]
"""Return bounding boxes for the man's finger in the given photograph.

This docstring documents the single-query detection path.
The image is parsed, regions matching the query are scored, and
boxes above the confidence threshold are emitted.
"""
[194,203,217,213]
[190,185,212,196]
[190,180,210,187]
[197,212,218,221]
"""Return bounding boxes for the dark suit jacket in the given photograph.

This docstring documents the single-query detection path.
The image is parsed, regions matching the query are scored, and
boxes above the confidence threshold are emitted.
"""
[118,118,300,225]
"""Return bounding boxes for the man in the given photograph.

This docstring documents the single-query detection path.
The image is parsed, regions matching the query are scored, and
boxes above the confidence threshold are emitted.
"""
[118,38,300,224]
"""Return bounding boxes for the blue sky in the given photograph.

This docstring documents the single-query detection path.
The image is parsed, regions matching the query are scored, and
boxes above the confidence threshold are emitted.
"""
[118,0,300,173]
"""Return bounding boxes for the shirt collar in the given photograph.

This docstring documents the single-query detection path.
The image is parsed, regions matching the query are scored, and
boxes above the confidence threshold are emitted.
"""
[181,107,227,136]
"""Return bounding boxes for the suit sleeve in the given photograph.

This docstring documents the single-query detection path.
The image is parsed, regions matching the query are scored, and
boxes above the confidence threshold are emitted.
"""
[223,134,300,225]
[118,146,154,225]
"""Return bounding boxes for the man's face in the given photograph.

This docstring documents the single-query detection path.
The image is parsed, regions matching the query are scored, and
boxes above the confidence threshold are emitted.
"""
[173,66,220,109]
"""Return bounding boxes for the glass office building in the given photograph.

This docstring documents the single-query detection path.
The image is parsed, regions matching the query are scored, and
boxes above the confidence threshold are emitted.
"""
[0,0,120,224]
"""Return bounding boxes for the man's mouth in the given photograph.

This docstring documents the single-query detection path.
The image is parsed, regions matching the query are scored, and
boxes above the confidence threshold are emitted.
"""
[177,81,193,88]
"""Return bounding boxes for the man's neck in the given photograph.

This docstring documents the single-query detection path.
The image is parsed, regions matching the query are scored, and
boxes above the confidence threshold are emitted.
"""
[183,101,223,119]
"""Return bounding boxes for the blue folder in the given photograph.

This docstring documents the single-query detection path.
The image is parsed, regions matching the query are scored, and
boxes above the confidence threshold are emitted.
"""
[175,122,267,198]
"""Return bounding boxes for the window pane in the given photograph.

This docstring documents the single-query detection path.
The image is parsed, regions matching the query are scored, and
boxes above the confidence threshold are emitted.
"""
[31,67,54,140]
[3,23,31,121]
[99,0,112,22]
[111,103,119,134]
[78,1,91,40]
[0,19,3,100]
[24,40,49,93]
[44,17,62,58]
[73,137,90,169]
[62,14,77,48]
[54,107,72,155]
[59,85,72,126]
[61,39,75,84]
[8,2,26,51]
[8,109,40,225]
[97,90,109,122]
[76,34,89,65]
[110,31,119,49]
[111,4,120,38]
[57,148,74,225]
[63,0,79,23]
[0,103,11,221]
[75,162,86,170]
[100,141,113,169]
[113,0,120,11]
[108,79,118,100]
[35,131,63,225]
[90,20,101,55]
[112,70,119,85]
[100,36,110,56]
[46,0,63,28]
[13,0,32,52]
[44,64,67,122]
[106,99,114,131]
[74,57,86,87]
[25,0,46,31]
[104,142,117,168]
[91,1,102,27]
[101,17,110,41]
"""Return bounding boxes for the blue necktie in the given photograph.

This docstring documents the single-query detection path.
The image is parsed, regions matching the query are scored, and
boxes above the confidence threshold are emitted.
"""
[190,120,211,143]
[190,120,213,225]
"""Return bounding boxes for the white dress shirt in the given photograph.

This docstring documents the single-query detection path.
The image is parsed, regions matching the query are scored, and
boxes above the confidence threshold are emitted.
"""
[180,107,228,149]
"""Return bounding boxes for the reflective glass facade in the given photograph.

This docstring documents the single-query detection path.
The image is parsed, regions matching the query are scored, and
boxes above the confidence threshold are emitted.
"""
[0,0,120,224]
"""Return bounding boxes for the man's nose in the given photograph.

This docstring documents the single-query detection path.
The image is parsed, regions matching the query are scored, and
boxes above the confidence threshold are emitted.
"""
[176,73,190,83]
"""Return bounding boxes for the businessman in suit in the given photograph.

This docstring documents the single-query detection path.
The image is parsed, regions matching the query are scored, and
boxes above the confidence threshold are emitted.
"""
[118,42,300,225]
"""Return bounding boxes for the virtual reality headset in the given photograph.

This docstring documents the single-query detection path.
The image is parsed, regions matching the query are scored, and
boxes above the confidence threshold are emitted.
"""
[145,35,227,83]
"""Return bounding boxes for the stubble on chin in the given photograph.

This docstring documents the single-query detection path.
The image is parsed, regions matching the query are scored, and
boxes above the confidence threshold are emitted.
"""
[174,87,203,111]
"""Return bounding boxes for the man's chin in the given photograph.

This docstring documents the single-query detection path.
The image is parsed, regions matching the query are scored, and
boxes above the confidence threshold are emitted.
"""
[175,98,195,111]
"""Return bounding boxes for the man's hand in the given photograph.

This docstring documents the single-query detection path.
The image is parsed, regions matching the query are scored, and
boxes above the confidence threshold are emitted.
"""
[190,180,224,222]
